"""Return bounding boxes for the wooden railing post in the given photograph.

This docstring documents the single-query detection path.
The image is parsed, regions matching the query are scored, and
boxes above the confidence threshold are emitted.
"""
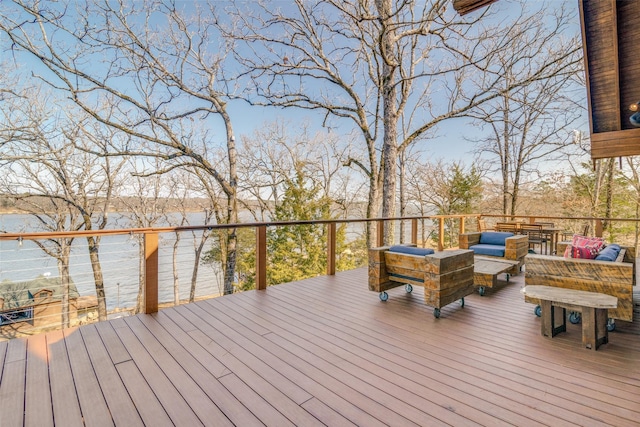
[438,217,445,251]
[595,219,603,237]
[411,218,418,245]
[327,222,336,276]
[377,220,385,247]
[459,217,465,235]
[144,232,158,314]
[256,225,267,290]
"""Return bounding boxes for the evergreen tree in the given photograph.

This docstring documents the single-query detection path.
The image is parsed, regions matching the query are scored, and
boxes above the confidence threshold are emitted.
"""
[267,164,331,285]
[448,164,483,215]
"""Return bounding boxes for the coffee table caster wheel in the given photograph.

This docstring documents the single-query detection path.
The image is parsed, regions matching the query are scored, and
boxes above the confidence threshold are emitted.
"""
[433,308,441,318]
[607,319,616,332]
[379,292,388,301]
[534,305,541,317]
[405,284,413,293]
[460,298,465,307]
[478,286,485,296]
[569,312,581,324]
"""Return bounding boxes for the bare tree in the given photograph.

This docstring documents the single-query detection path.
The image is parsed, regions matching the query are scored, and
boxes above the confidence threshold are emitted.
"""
[66,119,127,321]
[163,169,216,303]
[0,89,124,324]
[222,0,580,244]
[237,119,360,222]
[561,132,612,237]
[1,0,240,294]
[621,157,640,248]
[468,4,583,216]
[405,158,482,246]
[117,158,173,313]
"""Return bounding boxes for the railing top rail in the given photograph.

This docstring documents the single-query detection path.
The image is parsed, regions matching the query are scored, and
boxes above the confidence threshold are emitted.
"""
[0,214,479,241]
[479,214,631,222]
[0,213,627,241]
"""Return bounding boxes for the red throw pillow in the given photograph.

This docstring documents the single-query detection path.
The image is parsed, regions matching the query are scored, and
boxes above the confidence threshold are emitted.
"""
[563,244,598,259]
[563,235,605,259]
[571,234,604,250]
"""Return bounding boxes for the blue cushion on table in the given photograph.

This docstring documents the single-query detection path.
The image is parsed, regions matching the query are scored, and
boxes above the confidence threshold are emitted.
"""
[595,244,621,262]
[469,244,506,257]
[388,245,435,256]
[479,231,513,246]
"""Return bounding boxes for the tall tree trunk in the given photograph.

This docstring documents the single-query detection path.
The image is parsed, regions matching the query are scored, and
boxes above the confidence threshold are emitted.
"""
[377,0,399,245]
[604,158,615,231]
[222,118,238,295]
[190,236,207,302]
[502,94,511,216]
[510,181,519,217]
[399,150,406,243]
[365,170,380,248]
[173,232,180,305]
[59,243,71,328]
[86,236,107,321]
[136,237,145,314]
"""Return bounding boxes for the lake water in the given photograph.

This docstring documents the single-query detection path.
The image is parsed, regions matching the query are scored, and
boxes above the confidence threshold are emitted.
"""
[0,213,223,311]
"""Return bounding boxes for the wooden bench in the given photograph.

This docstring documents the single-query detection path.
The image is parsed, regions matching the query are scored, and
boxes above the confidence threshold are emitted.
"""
[368,247,474,318]
[522,285,618,350]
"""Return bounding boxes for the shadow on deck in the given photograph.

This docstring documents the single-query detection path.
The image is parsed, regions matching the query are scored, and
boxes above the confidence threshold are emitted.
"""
[1,268,639,426]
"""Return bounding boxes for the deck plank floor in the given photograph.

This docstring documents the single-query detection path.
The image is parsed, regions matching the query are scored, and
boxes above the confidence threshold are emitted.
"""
[1,267,640,426]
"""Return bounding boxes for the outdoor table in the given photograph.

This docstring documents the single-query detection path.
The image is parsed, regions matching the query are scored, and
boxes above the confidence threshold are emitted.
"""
[472,256,520,296]
[536,226,564,255]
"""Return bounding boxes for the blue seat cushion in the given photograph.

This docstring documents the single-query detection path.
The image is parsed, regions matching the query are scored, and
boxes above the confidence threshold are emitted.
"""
[388,245,435,256]
[595,244,621,262]
[479,231,513,246]
[469,244,506,257]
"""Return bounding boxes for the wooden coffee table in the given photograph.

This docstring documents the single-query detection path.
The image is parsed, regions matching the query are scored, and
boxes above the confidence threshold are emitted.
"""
[522,285,617,350]
[473,256,520,296]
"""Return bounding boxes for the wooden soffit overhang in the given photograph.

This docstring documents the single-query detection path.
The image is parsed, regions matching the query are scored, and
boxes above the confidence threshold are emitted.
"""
[580,0,640,160]
[452,0,498,16]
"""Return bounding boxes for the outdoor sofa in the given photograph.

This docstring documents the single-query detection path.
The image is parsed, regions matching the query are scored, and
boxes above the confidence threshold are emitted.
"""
[524,240,636,327]
[458,231,529,270]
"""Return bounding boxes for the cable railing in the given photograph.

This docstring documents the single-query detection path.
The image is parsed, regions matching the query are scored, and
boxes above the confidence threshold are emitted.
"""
[0,213,637,339]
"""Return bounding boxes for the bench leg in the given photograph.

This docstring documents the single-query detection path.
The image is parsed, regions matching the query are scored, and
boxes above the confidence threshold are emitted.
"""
[582,308,609,350]
[541,301,566,337]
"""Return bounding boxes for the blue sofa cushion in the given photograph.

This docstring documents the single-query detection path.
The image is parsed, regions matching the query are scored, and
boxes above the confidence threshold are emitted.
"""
[388,245,435,256]
[469,244,506,257]
[595,244,621,262]
[479,231,513,246]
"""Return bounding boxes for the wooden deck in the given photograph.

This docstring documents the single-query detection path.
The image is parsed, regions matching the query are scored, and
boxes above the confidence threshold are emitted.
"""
[1,268,640,426]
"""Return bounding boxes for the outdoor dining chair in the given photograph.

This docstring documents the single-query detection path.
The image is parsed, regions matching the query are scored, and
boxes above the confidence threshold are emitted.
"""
[520,223,548,254]
[562,224,590,241]
[495,222,518,233]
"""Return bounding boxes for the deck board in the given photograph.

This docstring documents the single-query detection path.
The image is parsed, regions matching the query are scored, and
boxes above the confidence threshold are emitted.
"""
[78,324,144,427]
[147,312,259,426]
[110,318,203,426]
[24,333,53,427]
[1,268,640,426]
[63,328,114,426]
[46,330,84,427]
[0,338,27,427]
